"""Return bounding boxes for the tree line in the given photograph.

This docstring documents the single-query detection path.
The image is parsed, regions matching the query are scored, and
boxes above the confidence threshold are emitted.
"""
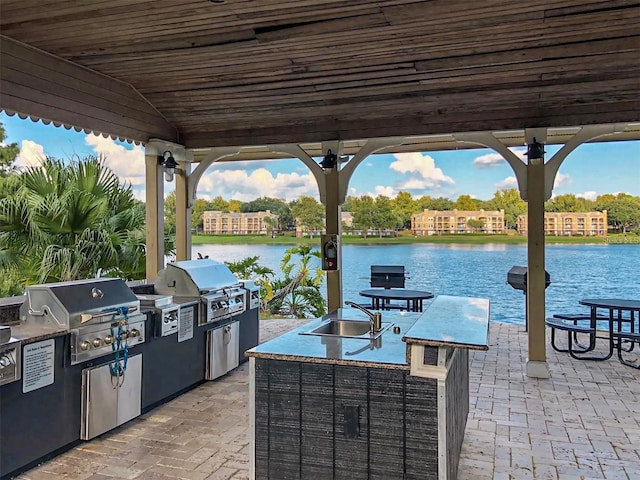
[171,189,640,237]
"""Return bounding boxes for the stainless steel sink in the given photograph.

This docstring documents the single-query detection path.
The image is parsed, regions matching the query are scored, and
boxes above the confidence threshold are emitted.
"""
[300,319,393,339]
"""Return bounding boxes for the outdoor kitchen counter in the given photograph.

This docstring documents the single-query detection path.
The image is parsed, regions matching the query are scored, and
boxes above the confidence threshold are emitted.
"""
[8,322,67,343]
[247,308,421,369]
[247,295,490,480]
[246,295,490,367]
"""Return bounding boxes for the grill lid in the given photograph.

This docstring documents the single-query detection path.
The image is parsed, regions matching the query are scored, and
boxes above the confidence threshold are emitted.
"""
[154,259,240,296]
[20,278,140,329]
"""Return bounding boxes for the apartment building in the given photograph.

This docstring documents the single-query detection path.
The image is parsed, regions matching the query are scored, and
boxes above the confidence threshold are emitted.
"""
[411,209,505,235]
[517,211,608,236]
[202,210,279,235]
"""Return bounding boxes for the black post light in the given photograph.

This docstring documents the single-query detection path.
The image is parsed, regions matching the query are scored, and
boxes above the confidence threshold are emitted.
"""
[158,150,179,182]
[319,149,338,169]
[526,138,545,163]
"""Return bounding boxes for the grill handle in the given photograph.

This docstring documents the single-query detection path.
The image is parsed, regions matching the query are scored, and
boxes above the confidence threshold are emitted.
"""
[80,306,138,324]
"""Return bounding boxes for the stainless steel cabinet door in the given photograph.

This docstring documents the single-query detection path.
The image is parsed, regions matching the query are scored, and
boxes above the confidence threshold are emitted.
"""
[116,354,142,426]
[226,321,239,372]
[206,321,240,380]
[81,354,142,440]
[81,362,118,440]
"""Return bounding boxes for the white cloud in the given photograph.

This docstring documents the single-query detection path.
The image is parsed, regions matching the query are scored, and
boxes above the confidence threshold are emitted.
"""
[196,167,318,202]
[554,172,571,188]
[576,191,598,201]
[85,135,145,185]
[389,152,454,192]
[494,176,518,189]
[15,140,46,168]
[473,148,526,168]
[373,185,395,197]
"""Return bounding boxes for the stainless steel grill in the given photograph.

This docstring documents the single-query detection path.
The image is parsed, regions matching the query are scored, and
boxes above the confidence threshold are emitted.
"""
[155,260,246,326]
[0,327,20,386]
[20,278,146,365]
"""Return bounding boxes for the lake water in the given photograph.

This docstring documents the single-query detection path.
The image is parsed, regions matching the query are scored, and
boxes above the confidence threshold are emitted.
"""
[192,243,640,326]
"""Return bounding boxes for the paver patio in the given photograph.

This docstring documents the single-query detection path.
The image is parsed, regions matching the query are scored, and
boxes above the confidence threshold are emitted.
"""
[13,320,640,480]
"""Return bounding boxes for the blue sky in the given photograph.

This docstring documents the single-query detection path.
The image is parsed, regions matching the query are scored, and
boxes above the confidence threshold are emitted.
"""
[2,112,639,202]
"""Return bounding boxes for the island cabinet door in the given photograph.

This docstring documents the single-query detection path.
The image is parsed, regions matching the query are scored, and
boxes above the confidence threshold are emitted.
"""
[300,363,334,478]
[333,365,369,479]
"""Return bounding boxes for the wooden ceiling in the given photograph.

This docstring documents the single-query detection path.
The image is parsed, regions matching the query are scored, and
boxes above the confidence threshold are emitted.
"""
[1,0,639,150]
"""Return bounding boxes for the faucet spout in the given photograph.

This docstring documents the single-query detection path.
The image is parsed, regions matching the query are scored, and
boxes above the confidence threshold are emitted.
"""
[344,301,382,334]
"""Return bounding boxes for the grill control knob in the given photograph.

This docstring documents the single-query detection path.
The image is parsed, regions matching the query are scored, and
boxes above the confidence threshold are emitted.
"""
[130,329,140,338]
[80,341,91,351]
[92,338,103,348]
[104,335,114,345]
[0,354,12,367]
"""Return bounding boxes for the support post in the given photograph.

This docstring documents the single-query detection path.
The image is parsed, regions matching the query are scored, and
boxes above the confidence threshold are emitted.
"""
[175,158,192,261]
[324,166,343,311]
[525,137,550,378]
[144,152,164,280]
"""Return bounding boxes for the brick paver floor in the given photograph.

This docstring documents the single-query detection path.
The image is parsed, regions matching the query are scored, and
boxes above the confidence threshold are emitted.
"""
[14,320,640,480]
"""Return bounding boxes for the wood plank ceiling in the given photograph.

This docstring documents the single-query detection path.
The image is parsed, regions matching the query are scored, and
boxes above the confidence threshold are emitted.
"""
[1,0,639,149]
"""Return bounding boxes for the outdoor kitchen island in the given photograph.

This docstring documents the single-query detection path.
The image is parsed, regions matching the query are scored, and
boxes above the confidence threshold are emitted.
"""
[246,295,490,480]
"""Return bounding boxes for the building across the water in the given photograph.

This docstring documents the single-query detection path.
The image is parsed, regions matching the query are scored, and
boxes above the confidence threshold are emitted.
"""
[411,209,505,235]
[517,211,608,236]
[202,210,279,235]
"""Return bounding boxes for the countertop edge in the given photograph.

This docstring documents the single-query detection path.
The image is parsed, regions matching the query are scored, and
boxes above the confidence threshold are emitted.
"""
[403,337,489,351]
[245,351,410,370]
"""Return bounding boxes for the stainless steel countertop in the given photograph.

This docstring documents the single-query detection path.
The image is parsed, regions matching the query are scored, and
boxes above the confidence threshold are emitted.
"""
[402,295,491,351]
[247,309,422,370]
[247,295,491,369]
[4,322,67,344]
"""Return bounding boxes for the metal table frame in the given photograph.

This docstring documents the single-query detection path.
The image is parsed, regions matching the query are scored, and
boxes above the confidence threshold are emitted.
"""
[576,299,640,368]
[358,289,434,312]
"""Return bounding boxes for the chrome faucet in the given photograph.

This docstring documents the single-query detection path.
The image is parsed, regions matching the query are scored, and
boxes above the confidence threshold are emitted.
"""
[344,301,382,334]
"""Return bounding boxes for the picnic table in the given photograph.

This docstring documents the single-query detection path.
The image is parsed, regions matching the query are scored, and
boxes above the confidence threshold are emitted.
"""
[547,298,640,368]
[359,288,434,312]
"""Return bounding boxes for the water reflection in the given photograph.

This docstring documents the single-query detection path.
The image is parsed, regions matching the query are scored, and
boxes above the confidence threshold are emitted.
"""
[193,243,640,326]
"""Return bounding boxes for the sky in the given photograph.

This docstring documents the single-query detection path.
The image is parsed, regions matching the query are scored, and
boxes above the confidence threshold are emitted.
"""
[1,112,639,203]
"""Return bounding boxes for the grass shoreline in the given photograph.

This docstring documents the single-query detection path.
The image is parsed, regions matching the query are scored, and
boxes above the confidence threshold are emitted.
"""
[192,233,639,246]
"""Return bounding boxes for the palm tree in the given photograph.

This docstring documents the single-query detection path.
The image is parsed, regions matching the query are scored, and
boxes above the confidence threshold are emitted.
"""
[267,245,326,318]
[0,155,148,288]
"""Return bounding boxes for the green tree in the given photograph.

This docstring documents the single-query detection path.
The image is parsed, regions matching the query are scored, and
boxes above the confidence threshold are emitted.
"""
[0,123,20,177]
[242,196,293,229]
[164,191,176,233]
[487,188,526,228]
[290,196,324,238]
[228,199,243,212]
[455,194,478,211]
[373,195,402,237]
[350,195,376,237]
[422,196,455,211]
[545,193,587,212]
[262,216,278,236]
[603,194,640,233]
[0,156,148,287]
[391,191,417,229]
[467,218,485,232]
[191,198,211,233]
[209,195,230,212]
